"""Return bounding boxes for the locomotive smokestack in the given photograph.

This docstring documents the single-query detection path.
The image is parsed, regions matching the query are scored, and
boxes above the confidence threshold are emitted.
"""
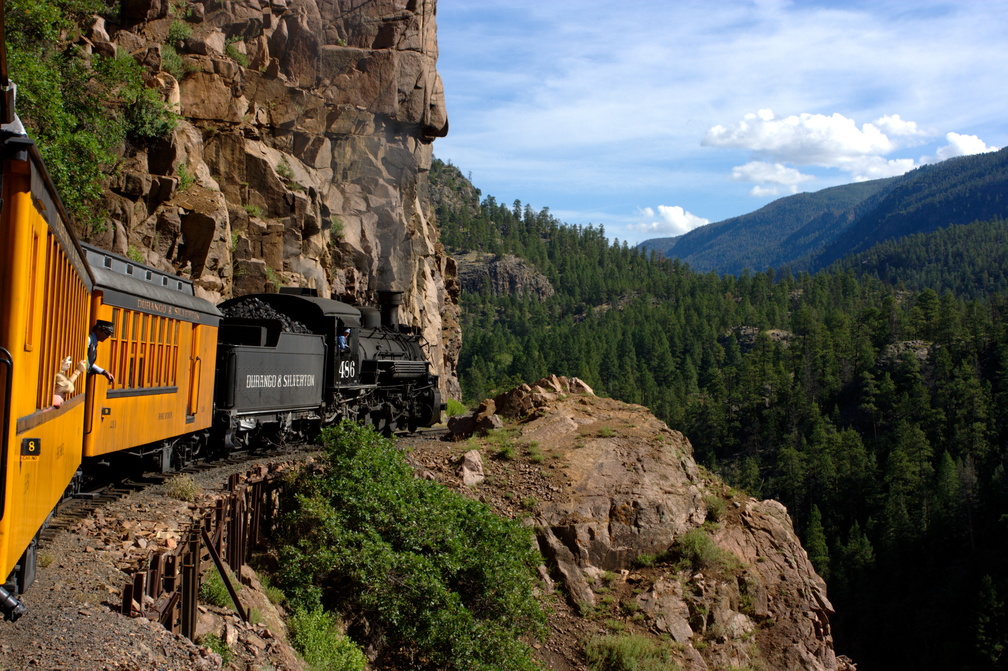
[377,291,402,329]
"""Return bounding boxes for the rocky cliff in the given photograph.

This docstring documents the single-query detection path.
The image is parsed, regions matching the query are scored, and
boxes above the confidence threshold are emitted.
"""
[456,250,556,301]
[436,377,856,671]
[82,0,460,396]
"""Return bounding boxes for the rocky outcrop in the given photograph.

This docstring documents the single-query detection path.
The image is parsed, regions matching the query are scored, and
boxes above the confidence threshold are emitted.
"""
[83,0,459,397]
[473,377,854,671]
[456,251,555,301]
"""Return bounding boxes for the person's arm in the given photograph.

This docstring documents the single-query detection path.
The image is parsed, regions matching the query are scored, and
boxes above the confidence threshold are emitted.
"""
[88,336,114,382]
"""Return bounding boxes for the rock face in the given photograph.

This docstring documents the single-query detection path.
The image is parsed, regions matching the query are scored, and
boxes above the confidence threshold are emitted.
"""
[477,376,854,671]
[456,251,555,301]
[85,0,460,397]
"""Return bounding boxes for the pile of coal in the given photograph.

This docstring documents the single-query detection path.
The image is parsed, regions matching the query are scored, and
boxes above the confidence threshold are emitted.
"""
[222,298,312,334]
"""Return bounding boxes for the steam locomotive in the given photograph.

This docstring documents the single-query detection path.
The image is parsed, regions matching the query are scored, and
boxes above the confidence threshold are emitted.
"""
[0,95,443,622]
[215,288,444,447]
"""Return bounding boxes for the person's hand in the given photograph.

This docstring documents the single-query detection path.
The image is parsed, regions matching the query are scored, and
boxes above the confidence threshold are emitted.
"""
[105,371,115,383]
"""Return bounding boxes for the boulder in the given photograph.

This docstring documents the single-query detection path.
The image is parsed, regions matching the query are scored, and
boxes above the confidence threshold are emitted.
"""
[458,450,484,487]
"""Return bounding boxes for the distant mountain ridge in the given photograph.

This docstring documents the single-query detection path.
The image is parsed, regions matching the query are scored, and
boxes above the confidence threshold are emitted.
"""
[640,146,1008,274]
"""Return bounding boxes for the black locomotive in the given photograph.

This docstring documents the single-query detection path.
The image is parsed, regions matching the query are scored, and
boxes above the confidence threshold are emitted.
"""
[215,288,444,448]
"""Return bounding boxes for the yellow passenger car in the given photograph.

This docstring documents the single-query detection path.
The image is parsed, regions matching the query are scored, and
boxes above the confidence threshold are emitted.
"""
[0,132,93,618]
[79,245,220,470]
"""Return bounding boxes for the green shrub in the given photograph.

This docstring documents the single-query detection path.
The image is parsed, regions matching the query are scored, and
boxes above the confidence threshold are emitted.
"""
[199,566,238,609]
[288,607,367,671]
[266,267,282,291]
[674,528,742,574]
[276,158,294,181]
[127,245,144,263]
[329,216,345,245]
[199,633,233,665]
[160,44,187,80]
[244,203,263,217]
[124,86,177,142]
[445,398,468,417]
[6,0,178,228]
[166,19,191,47]
[273,421,547,671]
[584,633,681,671]
[634,553,658,568]
[703,494,728,523]
[7,0,116,230]
[225,41,249,68]
[258,573,286,606]
[176,162,195,190]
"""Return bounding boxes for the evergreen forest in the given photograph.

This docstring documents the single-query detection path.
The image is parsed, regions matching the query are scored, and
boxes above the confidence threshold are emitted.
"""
[431,157,1008,671]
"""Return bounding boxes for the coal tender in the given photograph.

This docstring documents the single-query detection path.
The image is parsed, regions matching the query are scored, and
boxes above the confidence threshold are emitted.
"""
[214,288,443,445]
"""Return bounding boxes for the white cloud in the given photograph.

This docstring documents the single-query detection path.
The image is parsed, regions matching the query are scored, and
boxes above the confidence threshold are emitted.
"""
[435,2,1008,244]
[704,109,901,165]
[936,132,999,160]
[703,109,950,184]
[631,206,710,237]
[873,114,929,142]
[750,185,781,198]
[731,161,815,194]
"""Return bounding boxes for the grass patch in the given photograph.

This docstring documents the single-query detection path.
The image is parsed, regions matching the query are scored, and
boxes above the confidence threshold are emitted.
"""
[199,566,239,609]
[266,266,282,291]
[620,599,640,616]
[526,441,546,464]
[160,43,188,80]
[584,633,682,671]
[225,41,249,68]
[703,494,728,523]
[674,528,743,575]
[276,158,294,181]
[164,473,201,501]
[199,633,232,665]
[259,574,286,606]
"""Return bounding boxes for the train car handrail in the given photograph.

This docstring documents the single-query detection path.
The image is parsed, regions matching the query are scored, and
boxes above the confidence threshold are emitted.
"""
[0,347,12,520]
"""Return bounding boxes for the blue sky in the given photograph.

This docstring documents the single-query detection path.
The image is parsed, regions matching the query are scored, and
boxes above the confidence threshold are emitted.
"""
[432,1,1007,245]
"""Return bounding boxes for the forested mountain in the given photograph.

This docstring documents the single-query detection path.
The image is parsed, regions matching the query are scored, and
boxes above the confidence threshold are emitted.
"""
[640,147,1008,275]
[833,217,1008,300]
[431,157,1008,671]
[812,147,1008,269]
[639,177,897,273]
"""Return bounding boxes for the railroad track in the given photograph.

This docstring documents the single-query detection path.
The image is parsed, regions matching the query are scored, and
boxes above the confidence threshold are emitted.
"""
[36,426,446,549]
[37,443,314,548]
